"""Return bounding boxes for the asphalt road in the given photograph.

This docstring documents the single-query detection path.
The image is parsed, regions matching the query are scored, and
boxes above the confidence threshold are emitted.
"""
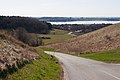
[45,51,120,80]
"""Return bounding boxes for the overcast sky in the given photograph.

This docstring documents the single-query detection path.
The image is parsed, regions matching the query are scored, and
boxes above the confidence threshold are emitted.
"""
[0,0,120,17]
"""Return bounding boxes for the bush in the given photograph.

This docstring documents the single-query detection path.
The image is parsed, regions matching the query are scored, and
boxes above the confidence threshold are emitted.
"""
[13,27,43,46]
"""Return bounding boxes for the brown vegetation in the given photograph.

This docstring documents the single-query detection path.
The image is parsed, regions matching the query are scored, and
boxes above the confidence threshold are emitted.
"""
[0,31,39,77]
[12,27,43,46]
[47,23,120,53]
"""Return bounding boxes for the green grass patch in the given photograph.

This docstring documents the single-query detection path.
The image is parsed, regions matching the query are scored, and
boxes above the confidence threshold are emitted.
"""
[4,48,61,80]
[41,29,73,45]
[41,34,72,45]
[41,47,55,52]
[79,50,120,63]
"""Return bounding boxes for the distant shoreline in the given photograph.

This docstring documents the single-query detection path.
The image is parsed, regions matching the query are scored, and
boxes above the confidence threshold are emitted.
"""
[50,21,120,25]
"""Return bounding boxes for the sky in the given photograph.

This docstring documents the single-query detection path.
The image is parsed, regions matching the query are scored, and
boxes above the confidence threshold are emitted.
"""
[0,0,120,17]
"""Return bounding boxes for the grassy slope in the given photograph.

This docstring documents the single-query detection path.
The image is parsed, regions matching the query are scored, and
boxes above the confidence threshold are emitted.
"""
[41,29,73,45]
[79,50,120,63]
[4,48,61,80]
[47,23,120,53]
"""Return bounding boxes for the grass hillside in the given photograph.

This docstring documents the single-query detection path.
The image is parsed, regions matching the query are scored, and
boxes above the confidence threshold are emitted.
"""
[0,31,62,79]
[4,48,61,80]
[47,23,120,53]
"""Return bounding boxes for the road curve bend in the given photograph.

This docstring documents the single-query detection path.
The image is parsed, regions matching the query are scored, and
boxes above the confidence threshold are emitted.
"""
[45,51,120,80]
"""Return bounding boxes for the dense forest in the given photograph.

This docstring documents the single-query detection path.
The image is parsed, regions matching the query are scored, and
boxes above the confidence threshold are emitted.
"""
[0,16,52,34]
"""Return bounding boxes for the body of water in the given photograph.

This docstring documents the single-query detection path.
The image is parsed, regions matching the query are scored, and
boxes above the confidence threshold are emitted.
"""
[50,21,120,25]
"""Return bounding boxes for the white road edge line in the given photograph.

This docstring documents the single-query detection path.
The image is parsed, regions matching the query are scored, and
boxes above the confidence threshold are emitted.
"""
[102,70,120,80]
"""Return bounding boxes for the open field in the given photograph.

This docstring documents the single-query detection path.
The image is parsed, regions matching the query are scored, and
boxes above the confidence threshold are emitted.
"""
[2,47,61,80]
[41,29,74,45]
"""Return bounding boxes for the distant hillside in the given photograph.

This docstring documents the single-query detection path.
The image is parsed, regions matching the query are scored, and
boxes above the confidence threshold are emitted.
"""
[0,16,52,34]
[38,17,120,22]
[47,23,120,53]
[0,31,39,76]
[53,24,111,35]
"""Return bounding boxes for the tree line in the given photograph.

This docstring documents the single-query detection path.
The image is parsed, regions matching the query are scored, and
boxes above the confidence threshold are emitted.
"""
[0,16,52,34]
[0,16,52,46]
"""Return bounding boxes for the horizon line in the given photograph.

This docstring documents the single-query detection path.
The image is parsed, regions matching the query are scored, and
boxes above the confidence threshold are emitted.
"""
[0,15,120,18]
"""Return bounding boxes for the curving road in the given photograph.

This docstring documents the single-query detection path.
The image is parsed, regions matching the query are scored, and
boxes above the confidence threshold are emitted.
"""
[45,51,120,80]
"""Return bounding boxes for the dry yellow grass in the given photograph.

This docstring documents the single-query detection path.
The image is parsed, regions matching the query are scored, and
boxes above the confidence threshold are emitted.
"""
[0,31,39,71]
[47,23,120,53]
